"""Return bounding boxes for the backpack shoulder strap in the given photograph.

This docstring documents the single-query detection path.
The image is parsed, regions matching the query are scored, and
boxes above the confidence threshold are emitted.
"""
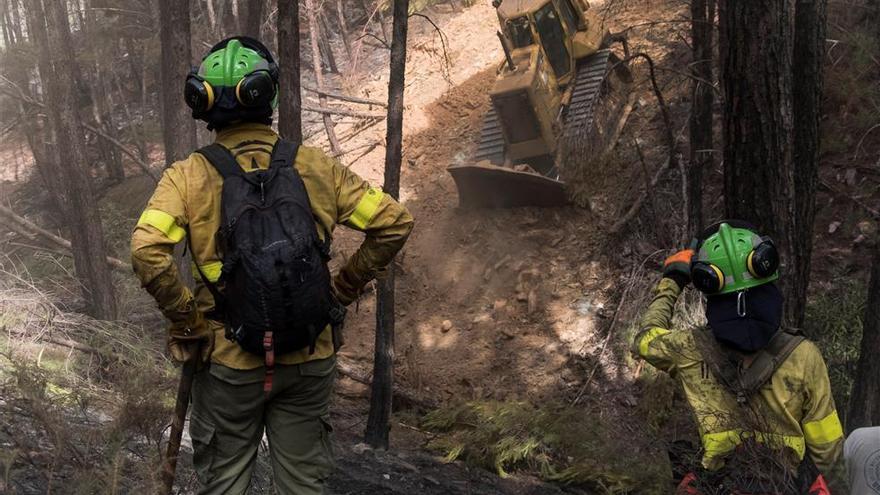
[738,331,805,396]
[269,139,300,170]
[197,143,243,178]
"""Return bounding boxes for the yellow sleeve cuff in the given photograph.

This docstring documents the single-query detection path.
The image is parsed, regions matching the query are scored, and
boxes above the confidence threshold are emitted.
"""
[138,209,186,243]
[192,260,223,283]
[804,410,844,445]
[638,327,671,356]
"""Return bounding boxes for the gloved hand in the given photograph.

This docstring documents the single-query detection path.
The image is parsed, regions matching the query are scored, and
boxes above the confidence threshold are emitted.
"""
[168,310,213,363]
[663,248,694,289]
[332,270,361,306]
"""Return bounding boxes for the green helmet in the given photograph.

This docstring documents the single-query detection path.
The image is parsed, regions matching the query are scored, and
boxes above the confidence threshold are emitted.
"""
[184,37,279,129]
[691,221,780,295]
[198,38,272,88]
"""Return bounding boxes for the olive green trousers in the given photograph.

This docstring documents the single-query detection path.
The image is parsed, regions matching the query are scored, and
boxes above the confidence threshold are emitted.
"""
[189,356,336,495]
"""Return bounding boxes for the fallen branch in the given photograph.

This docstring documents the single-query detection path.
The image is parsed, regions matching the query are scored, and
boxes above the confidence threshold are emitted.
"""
[345,141,383,167]
[337,359,437,410]
[301,103,386,119]
[41,335,106,358]
[0,204,129,273]
[302,83,387,107]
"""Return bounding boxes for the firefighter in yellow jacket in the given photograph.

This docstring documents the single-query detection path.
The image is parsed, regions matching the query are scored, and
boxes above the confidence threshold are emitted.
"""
[633,221,848,494]
[130,37,413,494]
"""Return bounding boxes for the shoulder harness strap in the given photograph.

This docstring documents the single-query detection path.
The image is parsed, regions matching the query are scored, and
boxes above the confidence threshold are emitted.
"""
[268,138,300,170]
[737,330,805,397]
[197,143,243,178]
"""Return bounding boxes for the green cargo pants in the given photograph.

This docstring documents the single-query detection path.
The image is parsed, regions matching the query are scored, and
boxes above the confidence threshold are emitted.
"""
[189,356,336,495]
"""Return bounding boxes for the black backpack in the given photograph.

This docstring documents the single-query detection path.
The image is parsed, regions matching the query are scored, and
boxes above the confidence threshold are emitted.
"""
[194,139,345,358]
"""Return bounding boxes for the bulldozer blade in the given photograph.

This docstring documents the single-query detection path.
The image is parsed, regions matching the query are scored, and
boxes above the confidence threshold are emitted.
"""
[448,161,568,208]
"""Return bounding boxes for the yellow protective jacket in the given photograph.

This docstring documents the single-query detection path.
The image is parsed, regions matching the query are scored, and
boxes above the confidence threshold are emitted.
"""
[633,278,847,490]
[131,123,413,369]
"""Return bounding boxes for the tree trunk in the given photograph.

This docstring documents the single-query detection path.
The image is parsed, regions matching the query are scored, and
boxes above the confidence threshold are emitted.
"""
[364,0,408,450]
[29,0,118,320]
[319,13,339,74]
[305,0,341,153]
[1,0,13,47]
[89,4,125,183]
[789,0,827,329]
[335,0,352,59]
[243,0,263,38]
[374,0,391,44]
[8,0,22,42]
[159,0,196,166]
[219,0,239,37]
[277,0,303,142]
[687,0,714,236]
[719,0,802,326]
[847,238,880,431]
[205,0,218,35]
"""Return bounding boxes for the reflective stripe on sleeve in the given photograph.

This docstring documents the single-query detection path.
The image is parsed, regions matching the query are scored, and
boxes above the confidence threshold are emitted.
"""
[803,410,844,446]
[702,429,806,466]
[192,261,223,283]
[348,187,385,229]
[638,327,671,356]
[137,209,186,242]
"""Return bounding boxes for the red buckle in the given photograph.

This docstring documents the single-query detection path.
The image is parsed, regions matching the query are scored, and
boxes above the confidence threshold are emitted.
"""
[676,473,701,495]
[809,474,830,495]
[263,331,274,395]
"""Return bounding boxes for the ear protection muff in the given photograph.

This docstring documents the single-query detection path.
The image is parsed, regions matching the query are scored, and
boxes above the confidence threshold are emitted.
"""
[692,261,725,294]
[184,72,215,114]
[235,70,276,107]
[747,237,780,278]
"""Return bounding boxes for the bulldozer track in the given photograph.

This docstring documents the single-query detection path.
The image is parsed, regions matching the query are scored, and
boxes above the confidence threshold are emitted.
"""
[473,108,505,165]
[563,48,612,139]
[472,48,614,167]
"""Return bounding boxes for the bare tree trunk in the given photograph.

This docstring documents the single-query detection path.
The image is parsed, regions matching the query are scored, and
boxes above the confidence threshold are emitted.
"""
[16,4,63,215]
[88,2,125,183]
[243,0,263,38]
[374,0,391,44]
[122,36,144,96]
[219,0,239,37]
[848,238,880,431]
[205,0,218,34]
[29,0,118,319]
[687,0,714,236]
[159,0,196,165]
[319,13,339,74]
[1,0,13,46]
[335,0,352,59]
[277,0,302,142]
[789,0,827,329]
[8,0,22,42]
[364,0,408,450]
[305,0,341,153]
[719,0,802,326]
[158,0,197,291]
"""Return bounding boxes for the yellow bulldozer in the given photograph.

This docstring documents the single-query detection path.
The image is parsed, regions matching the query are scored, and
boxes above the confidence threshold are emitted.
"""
[448,0,632,208]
